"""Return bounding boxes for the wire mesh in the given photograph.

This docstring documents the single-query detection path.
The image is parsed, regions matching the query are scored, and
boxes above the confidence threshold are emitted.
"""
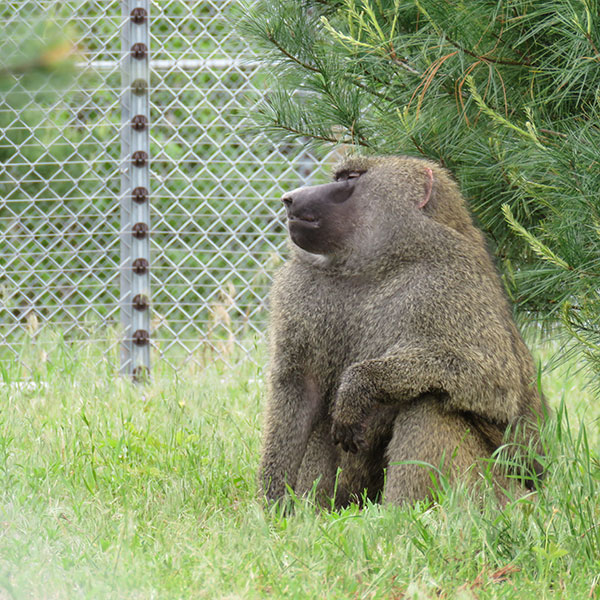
[0,1,329,377]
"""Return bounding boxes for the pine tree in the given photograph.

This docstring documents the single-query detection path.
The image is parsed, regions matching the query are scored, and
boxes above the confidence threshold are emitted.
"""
[241,0,600,383]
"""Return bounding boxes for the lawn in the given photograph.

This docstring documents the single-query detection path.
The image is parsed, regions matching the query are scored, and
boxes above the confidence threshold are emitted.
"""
[0,336,598,599]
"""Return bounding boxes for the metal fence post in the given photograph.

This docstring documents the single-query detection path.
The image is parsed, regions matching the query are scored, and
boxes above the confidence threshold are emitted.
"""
[120,1,151,380]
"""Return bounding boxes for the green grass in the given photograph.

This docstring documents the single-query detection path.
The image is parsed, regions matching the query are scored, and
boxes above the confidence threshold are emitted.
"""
[0,338,598,599]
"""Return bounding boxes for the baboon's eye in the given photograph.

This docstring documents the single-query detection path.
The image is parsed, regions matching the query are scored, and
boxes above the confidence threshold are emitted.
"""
[335,170,364,182]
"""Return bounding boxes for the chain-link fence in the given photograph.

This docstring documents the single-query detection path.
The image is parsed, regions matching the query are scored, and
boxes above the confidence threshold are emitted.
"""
[0,1,330,378]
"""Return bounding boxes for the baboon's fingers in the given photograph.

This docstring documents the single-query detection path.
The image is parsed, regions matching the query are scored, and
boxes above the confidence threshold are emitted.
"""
[331,421,367,454]
[331,422,351,451]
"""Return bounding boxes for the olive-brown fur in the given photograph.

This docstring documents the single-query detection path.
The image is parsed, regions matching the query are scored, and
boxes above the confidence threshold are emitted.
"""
[259,155,547,506]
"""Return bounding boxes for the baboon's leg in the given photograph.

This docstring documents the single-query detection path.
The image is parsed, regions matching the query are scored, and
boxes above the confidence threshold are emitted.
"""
[331,405,397,508]
[295,419,339,503]
[384,397,494,504]
[334,446,388,508]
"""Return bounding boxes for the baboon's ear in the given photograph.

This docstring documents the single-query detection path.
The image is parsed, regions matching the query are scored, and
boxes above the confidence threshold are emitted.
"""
[417,167,434,209]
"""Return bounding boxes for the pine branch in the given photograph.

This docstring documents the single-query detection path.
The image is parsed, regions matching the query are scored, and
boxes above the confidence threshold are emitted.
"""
[264,32,321,73]
[443,34,530,67]
[272,120,369,147]
[502,205,572,271]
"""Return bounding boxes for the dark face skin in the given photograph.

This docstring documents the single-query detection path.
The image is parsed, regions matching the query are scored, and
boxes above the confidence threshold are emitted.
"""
[281,170,363,255]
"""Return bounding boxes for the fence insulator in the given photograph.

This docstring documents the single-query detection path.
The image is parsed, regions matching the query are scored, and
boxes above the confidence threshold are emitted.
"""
[131,43,148,60]
[130,7,147,24]
[132,366,149,383]
[131,258,149,275]
[132,222,149,239]
[132,329,150,346]
[131,150,148,167]
[132,294,150,311]
[132,79,148,95]
[131,115,148,131]
[132,187,149,203]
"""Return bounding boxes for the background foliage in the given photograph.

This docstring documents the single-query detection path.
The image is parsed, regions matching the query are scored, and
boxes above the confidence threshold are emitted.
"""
[242,0,600,382]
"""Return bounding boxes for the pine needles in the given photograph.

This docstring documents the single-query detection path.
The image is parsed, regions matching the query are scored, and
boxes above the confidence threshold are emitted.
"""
[240,0,600,385]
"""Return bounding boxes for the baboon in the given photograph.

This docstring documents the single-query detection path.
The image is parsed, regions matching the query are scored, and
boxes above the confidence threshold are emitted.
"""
[259,155,547,507]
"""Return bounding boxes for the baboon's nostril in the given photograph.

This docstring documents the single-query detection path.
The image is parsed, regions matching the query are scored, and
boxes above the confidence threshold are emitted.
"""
[281,193,293,207]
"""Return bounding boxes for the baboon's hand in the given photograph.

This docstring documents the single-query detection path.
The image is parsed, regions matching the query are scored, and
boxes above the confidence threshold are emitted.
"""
[331,417,367,453]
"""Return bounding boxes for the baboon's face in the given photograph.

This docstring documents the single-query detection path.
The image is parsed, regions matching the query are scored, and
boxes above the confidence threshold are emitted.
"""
[281,169,364,255]
[280,156,441,258]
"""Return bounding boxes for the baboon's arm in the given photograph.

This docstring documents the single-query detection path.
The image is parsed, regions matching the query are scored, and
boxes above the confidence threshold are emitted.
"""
[331,345,520,453]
